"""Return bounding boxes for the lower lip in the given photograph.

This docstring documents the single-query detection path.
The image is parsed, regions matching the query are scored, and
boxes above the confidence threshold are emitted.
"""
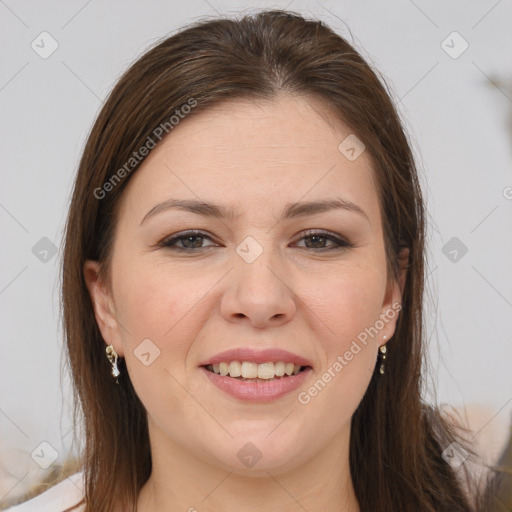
[199,366,313,403]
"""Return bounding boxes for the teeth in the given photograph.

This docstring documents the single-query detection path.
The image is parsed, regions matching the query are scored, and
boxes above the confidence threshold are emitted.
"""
[257,362,275,380]
[219,362,229,376]
[207,361,305,379]
[274,361,285,376]
[228,361,241,377]
[241,361,258,378]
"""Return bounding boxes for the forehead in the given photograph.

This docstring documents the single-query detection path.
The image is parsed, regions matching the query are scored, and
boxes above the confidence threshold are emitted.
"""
[118,93,380,226]
[157,93,363,158]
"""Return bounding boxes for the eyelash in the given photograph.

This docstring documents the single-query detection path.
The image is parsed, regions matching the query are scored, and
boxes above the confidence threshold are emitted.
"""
[158,229,353,252]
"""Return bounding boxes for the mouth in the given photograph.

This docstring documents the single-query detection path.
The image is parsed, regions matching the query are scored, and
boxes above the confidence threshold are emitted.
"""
[198,348,314,401]
[202,361,312,382]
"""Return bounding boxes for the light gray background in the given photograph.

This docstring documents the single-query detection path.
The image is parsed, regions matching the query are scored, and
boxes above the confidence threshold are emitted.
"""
[1,0,511,503]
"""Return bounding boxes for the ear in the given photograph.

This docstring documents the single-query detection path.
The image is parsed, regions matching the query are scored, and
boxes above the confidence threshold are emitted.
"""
[83,260,124,357]
[379,247,409,345]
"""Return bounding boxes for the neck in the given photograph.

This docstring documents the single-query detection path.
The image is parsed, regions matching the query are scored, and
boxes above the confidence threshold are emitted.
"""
[136,419,360,512]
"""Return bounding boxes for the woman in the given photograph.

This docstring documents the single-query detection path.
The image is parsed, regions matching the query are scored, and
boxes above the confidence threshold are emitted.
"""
[6,9,494,512]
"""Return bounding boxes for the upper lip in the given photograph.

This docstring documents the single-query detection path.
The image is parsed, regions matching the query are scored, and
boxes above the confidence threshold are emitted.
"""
[199,348,313,368]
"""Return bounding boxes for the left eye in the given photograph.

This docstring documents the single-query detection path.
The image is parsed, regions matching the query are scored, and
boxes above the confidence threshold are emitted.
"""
[158,230,351,251]
[295,231,351,250]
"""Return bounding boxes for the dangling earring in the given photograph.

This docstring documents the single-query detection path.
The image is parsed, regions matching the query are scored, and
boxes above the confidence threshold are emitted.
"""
[379,336,387,375]
[106,344,121,384]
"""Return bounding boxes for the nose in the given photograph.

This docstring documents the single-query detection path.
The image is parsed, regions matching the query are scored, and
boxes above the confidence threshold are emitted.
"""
[220,244,297,329]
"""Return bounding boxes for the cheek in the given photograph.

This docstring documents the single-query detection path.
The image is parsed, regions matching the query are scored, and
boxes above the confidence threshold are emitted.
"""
[110,260,197,399]
[116,273,173,339]
[113,257,203,340]
[295,269,385,436]
[112,257,224,399]
[113,263,202,420]
[310,262,388,351]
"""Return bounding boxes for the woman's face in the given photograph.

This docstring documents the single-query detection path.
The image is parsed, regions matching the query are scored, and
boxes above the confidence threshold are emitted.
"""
[85,93,404,476]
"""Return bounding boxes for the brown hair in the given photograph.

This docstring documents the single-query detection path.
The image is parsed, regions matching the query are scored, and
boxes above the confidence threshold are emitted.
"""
[59,9,491,511]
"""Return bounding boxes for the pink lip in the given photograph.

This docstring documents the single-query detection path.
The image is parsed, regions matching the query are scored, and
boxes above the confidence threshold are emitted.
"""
[199,366,313,403]
[198,348,313,367]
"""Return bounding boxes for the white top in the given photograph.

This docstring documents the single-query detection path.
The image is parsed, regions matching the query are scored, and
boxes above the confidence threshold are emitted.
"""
[4,472,85,512]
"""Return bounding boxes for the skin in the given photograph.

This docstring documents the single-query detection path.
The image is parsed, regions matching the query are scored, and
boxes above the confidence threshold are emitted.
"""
[84,93,408,512]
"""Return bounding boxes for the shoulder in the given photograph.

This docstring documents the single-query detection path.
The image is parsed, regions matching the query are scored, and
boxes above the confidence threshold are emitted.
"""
[3,472,85,512]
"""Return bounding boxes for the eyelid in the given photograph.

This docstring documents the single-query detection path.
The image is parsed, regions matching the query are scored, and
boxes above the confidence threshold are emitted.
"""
[157,228,353,251]
[157,229,216,248]
[298,228,352,245]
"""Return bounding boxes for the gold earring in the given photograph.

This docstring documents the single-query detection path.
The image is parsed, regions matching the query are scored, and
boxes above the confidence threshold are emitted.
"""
[379,336,387,375]
[106,344,121,384]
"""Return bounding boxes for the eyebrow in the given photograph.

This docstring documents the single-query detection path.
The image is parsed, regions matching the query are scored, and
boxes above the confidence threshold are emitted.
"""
[139,197,369,226]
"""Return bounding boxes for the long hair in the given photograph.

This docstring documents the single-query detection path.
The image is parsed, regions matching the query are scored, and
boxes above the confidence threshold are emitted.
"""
[59,9,490,511]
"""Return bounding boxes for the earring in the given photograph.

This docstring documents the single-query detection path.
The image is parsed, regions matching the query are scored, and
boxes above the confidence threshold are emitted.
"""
[379,336,388,375]
[106,344,121,384]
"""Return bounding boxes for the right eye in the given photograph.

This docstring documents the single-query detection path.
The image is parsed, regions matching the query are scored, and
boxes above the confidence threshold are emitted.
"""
[158,230,217,251]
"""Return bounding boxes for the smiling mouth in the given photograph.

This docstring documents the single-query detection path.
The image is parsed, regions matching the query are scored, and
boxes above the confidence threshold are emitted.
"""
[202,362,312,382]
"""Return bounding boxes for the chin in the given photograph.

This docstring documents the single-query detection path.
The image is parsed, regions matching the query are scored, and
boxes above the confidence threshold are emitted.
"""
[198,432,310,476]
